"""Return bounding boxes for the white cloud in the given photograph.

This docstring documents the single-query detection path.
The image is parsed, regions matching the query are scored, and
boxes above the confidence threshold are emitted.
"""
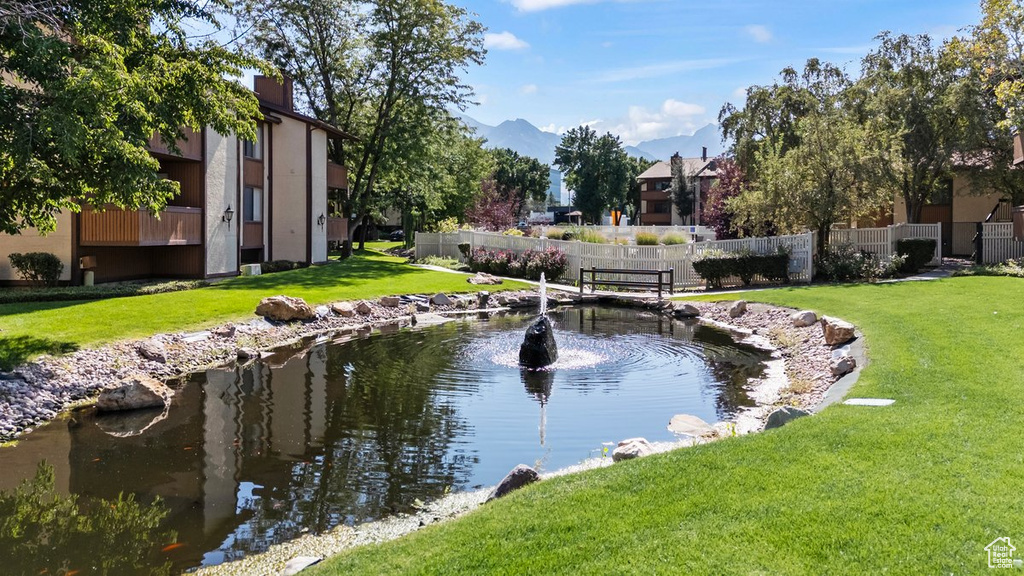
[732,85,748,99]
[594,58,739,83]
[587,99,709,145]
[511,0,599,12]
[484,31,530,51]
[520,84,538,95]
[744,24,772,43]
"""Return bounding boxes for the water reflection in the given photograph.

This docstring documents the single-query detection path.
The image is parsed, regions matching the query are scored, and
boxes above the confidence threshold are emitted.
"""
[0,307,768,573]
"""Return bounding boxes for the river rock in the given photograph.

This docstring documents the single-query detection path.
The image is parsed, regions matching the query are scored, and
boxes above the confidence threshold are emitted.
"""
[136,340,166,363]
[728,300,747,318]
[791,310,817,328]
[612,437,655,462]
[236,347,259,360]
[95,406,168,438]
[486,464,540,502]
[379,296,401,307]
[764,406,811,430]
[477,291,491,308]
[355,301,373,315]
[431,293,454,306]
[255,296,315,322]
[415,302,431,312]
[667,414,715,436]
[672,303,701,318]
[96,375,173,412]
[831,355,857,376]
[821,316,856,346]
[331,302,356,317]
[468,272,502,285]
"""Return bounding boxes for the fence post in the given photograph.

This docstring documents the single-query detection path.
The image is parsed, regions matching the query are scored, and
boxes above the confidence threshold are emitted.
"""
[975,222,984,264]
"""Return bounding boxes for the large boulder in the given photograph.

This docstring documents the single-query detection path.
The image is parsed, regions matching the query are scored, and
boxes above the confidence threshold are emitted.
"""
[519,315,558,368]
[255,296,315,322]
[136,340,166,364]
[96,375,173,412]
[791,310,817,328]
[612,437,655,462]
[667,414,715,436]
[486,464,540,502]
[431,293,454,306]
[331,302,356,317]
[821,316,856,346]
[672,303,701,318]
[468,272,502,285]
[477,291,491,308]
[379,296,401,308]
[355,301,373,315]
[728,300,747,318]
[764,406,811,430]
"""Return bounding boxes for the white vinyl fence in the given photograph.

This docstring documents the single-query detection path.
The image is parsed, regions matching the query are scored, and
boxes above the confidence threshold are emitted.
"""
[981,222,1024,263]
[417,230,814,289]
[533,225,717,243]
[828,223,943,266]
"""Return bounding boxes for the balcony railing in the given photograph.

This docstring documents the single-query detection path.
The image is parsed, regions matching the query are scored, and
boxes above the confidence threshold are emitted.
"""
[242,221,264,249]
[327,162,348,190]
[80,206,202,247]
[327,217,348,242]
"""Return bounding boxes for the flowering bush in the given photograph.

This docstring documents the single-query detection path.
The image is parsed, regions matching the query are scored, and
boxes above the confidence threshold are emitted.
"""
[468,246,568,281]
[815,243,905,281]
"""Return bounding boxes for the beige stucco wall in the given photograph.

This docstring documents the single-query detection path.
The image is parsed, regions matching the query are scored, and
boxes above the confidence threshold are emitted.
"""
[952,175,1003,222]
[271,117,309,262]
[205,130,240,276]
[0,211,73,282]
[310,130,328,263]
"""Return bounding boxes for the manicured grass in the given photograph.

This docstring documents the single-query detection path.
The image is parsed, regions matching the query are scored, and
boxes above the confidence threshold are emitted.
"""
[0,246,525,370]
[310,276,1024,575]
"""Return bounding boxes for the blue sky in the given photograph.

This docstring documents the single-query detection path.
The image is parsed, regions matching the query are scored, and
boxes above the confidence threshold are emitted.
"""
[462,0,982,145]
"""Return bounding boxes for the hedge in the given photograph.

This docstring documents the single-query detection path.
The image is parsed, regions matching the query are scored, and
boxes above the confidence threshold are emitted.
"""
[692,252,789,289]
[8,252,64,287]
[468,246,568,281]
[896,238,936,273]
[0,280,208,304]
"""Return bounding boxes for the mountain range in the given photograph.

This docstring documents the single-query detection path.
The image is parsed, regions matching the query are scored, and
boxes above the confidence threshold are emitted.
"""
[460,115,727,165]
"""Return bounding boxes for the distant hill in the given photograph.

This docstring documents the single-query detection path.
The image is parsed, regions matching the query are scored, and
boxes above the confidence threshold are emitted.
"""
[459,115,725,164]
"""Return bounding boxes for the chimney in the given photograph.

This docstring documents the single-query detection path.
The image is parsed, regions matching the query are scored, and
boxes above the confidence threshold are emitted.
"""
[253,75,295,111]
[702,146,707,162]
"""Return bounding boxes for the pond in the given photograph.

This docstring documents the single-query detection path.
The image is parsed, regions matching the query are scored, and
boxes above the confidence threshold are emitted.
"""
[0,307,769,575]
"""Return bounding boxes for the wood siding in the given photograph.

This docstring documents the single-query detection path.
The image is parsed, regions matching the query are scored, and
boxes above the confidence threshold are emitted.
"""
[80,245,204,283]
[255,76,294,110]
[80,207,202,247]
[162,160,204,207]
[327,217,348,242]
[327,162,348,190]
[244,158,264,188]
[242,222,264,249]
[147,128,202,161]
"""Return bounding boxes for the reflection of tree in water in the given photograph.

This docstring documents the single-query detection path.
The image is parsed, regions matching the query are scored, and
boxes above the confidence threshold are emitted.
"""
[0,463,174,576]
[227,323,476,555]
[694,325,765,419]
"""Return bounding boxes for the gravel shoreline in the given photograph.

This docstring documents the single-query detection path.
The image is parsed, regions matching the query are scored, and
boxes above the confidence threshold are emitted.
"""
[0,291,851,575]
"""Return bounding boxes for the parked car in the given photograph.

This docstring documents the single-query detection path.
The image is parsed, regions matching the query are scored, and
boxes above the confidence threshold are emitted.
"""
[389,229,405,241]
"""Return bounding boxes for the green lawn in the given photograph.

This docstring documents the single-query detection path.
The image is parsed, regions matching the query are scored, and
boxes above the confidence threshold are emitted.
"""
[0,246,524,370]
[310,276,1024,575]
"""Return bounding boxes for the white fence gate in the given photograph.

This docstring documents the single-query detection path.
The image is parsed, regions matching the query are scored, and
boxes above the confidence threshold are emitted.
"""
[416,230,814,289]
[829,223,942,266]
[981,222,1024,263]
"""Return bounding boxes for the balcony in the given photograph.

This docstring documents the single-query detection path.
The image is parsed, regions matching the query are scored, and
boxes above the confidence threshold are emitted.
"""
[147,128,202,161]
[327,217,348,242]
[242,221,264,249]
[327,162,348,190]
[80,206,202,247]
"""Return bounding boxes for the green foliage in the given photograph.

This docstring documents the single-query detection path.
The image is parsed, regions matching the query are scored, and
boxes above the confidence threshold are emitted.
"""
[8,252,63,287]
[503,228,524,236]
[692,250,790,289]
[432,217,460,233]
[564,226,608,244]
[0,462,173,576]
[554,126,630,222]
[634,232,660,245]
[544,228,566,240]
[490,148,551,212]
[468,247,568,281]
[815,243,905,281]
[625,155,657,221]
[260,260,311,274]
[659,232,687,245]
[895,238,937,273]
[416,256,470,272]
[953,258,1024,278]
[0,0,265,235]
[670,155,697,222]
[0,280,207,305]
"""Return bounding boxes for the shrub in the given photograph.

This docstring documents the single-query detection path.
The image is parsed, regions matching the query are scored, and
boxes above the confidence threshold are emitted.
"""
[566,226,607,244]
[613,237,629,245]
[503,228,524,236]
[457,242,471,259]
[468,246,568,281]
[815,243,905,282]
[417,256,470,272]
[953,257,1024,278]
[433,217,460,233]
[260,260,310,274]
[635,232,659,246]
[692,249,790,289]
[896,238,936,273]
[0,279,208,304]
[659,232,687,245]
[8,252,64,287]
[544,228,566,240]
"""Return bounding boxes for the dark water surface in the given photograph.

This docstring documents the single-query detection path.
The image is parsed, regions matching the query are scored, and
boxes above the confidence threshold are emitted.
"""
[0,307,767,574]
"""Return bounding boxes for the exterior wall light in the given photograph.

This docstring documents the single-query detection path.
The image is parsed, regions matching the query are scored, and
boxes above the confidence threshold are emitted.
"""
[223,205,235,229]
[317,213,326,228]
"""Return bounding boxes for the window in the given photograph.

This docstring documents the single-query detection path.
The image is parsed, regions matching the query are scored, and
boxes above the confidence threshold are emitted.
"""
[655,181,671,191]
[243,125,263,160]
[652,201,672,214]
[243,187,263,222]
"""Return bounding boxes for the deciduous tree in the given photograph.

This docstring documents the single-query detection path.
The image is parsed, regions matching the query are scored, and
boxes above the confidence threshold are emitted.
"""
[554,126,630,223]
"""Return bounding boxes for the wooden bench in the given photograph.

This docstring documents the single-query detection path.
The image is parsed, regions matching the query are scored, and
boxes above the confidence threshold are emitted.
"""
[579,267,675,299]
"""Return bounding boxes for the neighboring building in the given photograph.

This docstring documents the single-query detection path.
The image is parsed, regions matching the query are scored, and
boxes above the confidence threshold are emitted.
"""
[0,76,353,285]
[637,150,718,226]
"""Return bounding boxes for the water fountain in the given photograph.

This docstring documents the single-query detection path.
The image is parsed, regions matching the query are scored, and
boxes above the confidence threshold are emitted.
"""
[519,273,558,368]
